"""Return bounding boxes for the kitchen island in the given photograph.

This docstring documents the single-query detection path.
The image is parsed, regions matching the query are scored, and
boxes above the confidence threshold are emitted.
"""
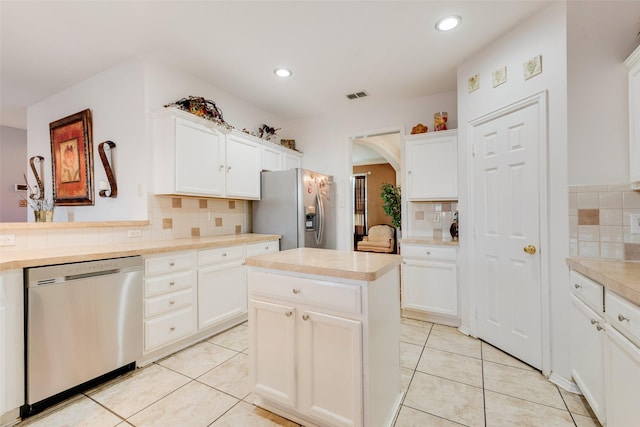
[245,248,402,427]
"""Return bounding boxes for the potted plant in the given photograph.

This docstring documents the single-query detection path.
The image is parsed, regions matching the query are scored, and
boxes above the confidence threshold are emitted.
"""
[380,183,401,231]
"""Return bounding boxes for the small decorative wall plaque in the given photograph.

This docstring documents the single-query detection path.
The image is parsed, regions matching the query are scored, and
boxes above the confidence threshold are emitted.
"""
[468,74,480,92]
[523,55,542,80]
[492,66,507,87]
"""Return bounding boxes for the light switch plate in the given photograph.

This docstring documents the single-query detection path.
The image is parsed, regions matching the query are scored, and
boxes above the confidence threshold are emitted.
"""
[0,234,16,246]
[631,214,640,234]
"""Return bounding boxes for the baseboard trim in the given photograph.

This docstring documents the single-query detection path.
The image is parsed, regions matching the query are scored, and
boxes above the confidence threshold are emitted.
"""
[549,373,580,394]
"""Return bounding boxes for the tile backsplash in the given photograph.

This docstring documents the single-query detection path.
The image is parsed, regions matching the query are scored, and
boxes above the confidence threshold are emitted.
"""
[406,201,458,239]
[569,184,640,260]
[0,195,250,251]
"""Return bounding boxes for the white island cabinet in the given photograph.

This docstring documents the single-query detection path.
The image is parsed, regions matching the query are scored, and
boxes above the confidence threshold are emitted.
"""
[246,248,403,427]
[1,269,23,427]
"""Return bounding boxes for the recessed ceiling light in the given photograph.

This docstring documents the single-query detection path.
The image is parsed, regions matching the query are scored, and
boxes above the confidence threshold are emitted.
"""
[435,15,461,31]
[274,68,292,78]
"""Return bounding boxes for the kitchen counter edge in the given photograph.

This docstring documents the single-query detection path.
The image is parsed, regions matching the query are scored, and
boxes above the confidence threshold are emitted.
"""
[566,257,640,306]
[246,247,402,282]
[400,236,459,246]
[0,234,281,271]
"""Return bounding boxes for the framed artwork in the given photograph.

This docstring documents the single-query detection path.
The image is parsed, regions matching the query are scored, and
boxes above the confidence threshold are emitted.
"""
[49,109,94,206]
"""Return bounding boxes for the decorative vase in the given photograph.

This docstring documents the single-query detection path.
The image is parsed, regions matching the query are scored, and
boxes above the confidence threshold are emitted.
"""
[434,112,448,131]
[34,210,54,222]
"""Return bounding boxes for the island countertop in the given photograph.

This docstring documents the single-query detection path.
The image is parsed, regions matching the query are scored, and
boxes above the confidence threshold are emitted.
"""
[566,257,640,306]
[245,247,402,281]
[0,233,280,271]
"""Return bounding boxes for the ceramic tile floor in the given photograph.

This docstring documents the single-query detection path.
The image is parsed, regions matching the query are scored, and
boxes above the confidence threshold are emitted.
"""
[18,318,602,427]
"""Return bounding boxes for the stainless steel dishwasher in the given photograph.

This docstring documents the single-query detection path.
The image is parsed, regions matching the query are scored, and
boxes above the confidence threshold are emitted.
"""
[22,256,143,417]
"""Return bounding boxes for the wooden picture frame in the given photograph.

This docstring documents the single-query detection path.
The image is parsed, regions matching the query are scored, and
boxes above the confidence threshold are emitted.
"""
[49,109,94,206]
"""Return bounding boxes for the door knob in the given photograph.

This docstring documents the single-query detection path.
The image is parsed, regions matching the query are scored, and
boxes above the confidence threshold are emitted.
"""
[523,245,537,255]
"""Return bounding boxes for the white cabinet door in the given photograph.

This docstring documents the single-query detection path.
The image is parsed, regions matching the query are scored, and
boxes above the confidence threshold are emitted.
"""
[249,299,297,407]
[0,269,24,421]
[175,118,225,196]
[225,133,261,199]
[405,130,457,200]
[298,310,363,427]
[605,324,640,427]
[198,260,245,330]
[625,46,640,185]
[283,152,302,170]
[569,294,606,424]
[261,144,283,171]
[402,260,457,317]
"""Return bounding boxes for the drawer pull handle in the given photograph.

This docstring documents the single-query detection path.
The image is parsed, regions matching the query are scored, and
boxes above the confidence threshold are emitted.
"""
[302,314,309,321]
[169,300,175,305]
[169,262,175,267]
[222,253,227,257]
[618,314,630,322]
[292,288,300,294]
[574,284,582,289]
[285,311,293,317]
[170,326,176,331]
[169,281,175,286]
[590,318,598,325]
[426,251,431,255]
[596,324,604,332]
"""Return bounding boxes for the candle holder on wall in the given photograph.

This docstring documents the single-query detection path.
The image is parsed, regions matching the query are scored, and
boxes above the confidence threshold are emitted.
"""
[98,140,118,198]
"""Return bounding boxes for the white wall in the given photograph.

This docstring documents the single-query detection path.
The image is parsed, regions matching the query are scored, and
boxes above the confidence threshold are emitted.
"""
[27,59,148,222]
[0,126,27,222]
[456,2,570,379]
[285,90,457,250]
[567,1,640,186]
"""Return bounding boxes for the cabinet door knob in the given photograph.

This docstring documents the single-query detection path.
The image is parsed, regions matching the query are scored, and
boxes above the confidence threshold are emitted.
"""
[426,251,431,255]
[302,314,309,321]
[596,324,604,331]
[574,283,582,289]
[590,318,598,325]
[618,314,630,322]
[169,281,175,286]
[219,165,224,171]
[169,300,175,305]
[292,288,300,294]
[169,326,176,331]
[285,311,293,317]
[222,253,227,257]
[408,170,412,174]
[169,262,175,267]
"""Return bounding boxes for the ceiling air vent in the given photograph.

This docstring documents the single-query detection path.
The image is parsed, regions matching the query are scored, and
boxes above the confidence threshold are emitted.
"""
[346,91,368,100]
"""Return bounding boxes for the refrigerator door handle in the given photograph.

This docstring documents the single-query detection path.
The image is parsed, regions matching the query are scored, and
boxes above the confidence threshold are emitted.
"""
[315,192,324,246]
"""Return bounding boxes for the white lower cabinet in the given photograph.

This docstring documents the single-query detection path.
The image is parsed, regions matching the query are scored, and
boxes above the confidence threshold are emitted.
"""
[249,268,400,427]
[569,294,606,423]
[0,269,24,426]
[401,244,458,325]
[197,246,246,330]
[143,251,197,354]
[604,325,640,427]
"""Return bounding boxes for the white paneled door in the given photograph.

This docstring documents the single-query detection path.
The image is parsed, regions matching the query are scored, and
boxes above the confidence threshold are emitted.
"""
[471,94,546,370]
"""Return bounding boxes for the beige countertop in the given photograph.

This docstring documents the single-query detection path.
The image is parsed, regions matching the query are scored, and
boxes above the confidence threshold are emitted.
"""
[567,257,640,306]
[0,233,280,271]
[246,247,402,282]
[400,236,459,247]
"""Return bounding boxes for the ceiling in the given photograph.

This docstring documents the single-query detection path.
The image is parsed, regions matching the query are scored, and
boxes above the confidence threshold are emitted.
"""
[0,1,553,130]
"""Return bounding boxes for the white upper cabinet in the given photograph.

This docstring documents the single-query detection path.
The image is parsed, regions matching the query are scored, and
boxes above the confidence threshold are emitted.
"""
[404,130,458,200]
[260,141,303,172]
[225,131,261,199]
[625,46,640,188]
[153,109,261,199]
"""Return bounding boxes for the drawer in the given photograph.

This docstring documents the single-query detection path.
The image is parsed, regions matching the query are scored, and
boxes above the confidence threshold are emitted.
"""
[145,251,196,276]
[570,270,604,312]
[145,288,193,318]
[606,289,640,346]
[246,240,280,257]
[144,270,194,297]
[248,270,361,315]
[401,244,456,262]
[144,307,194,352]
[198,246,244,266]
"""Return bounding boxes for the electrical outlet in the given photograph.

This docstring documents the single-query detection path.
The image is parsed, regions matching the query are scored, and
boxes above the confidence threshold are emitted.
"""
[631,214,640,234]
[0,234,16,246]
[127,229,142,238]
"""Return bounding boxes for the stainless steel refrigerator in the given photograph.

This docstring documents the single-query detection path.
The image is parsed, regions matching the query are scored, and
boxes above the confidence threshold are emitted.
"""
[252,168,336,250]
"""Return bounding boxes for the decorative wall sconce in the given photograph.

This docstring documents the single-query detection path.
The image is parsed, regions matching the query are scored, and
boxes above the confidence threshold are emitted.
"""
[98,140,118,198]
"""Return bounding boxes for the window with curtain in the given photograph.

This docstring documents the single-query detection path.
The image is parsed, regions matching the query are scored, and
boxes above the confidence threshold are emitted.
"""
[354,175,367,237]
